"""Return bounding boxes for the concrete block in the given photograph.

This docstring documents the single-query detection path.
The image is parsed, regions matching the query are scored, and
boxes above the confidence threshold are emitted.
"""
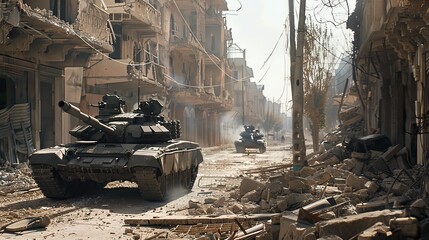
[316,210,403,239]
[346,174,370,190]
[340,158,354,171]
[364,181,379,194]
[299,166,317,178]
[381,178,408,195]
[242,189,261,203]
[278,213,315,240]
[277,199,289,212]
[239,177,264,197]
[356,200,391,213]
[357,222,391,240]
[289,180,309,193]
[285,193,313,207]
[389,217,419,238]
[352,159,365,175]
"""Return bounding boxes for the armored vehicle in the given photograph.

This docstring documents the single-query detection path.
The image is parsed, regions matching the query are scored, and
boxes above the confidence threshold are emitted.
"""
[29,94,203,201]
[234,125,266,153]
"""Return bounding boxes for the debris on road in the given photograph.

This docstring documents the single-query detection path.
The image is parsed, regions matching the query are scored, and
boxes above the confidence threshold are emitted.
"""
[1,216,50,233]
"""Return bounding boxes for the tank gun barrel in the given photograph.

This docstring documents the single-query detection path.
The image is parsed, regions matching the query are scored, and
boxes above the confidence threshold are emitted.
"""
[58,100,115,135]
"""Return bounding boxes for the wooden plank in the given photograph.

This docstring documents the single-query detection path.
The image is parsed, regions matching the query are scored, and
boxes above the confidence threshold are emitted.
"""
[124,213,280,226]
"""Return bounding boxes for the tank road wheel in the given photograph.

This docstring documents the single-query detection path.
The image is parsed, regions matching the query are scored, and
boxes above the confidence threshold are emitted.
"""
[134,167,167,201]
[31,165,78,199]
[235,145,244,153]
[181,165,197,190]
[188,165,198,190]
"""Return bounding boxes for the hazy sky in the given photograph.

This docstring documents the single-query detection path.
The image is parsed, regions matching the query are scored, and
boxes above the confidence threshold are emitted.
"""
[225,0,356,110]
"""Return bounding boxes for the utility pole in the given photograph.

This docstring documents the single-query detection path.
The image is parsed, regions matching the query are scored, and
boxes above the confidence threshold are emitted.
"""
[289,0,306,169]
[241,50,246,125]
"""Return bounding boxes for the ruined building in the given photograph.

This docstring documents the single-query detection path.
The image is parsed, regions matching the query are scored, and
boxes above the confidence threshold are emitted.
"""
[0,0,273,163]
[0,0,113,163]
[348,0,429,189]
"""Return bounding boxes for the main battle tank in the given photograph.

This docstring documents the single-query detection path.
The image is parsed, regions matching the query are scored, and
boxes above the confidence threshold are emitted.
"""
[29,94,203,201]
[234,125,266,153]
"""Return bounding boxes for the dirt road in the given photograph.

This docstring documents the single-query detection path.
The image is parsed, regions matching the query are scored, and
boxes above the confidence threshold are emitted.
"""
[0,142,291,239]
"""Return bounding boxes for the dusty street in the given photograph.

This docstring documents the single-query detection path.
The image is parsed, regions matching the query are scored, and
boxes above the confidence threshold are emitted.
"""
[0,141,291,239]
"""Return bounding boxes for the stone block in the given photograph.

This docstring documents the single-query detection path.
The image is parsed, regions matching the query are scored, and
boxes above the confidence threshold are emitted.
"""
[242,189,261,203]
[340,158,354,171]
[357,222,391,240]
[346,174,369,190]
[299,166,317,178]
[352,159,365,175]
[239,177,264,197]
[277,199,288,212]
[356,200,391,213]
[289,179,309,193]
[364,181,379,194]
[278,212,315,240]
[316,210,403,239]
[242,202,261,214]
[380,178,408,195]
[389,217,419,238]
[285,193,313,207]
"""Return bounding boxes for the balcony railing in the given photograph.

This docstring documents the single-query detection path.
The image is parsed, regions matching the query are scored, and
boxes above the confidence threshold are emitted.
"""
[74,2,111,43]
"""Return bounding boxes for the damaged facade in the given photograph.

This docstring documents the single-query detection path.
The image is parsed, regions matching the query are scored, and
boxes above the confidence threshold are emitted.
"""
[0,0,277,162]
[0,0,113,163]
[347,0,429,185]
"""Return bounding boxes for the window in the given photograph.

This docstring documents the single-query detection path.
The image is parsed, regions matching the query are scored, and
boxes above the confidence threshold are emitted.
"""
[211,34,215,52]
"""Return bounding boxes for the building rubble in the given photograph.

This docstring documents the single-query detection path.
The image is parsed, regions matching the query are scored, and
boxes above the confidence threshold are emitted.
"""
[154,137,426,239]
[0,162,36,196]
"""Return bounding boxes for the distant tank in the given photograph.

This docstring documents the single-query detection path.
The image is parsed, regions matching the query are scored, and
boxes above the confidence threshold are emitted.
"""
[234,125,266,153]
[29,94,203,201]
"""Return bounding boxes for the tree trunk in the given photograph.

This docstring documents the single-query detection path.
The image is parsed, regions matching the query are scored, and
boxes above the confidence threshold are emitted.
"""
[311,121,320,152]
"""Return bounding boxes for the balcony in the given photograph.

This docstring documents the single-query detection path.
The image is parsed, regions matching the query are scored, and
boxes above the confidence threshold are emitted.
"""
[170,32,203,52]
[107,0,161,35]
[87,58,166,94]
[0,0,113,59]
[170,85,232,111]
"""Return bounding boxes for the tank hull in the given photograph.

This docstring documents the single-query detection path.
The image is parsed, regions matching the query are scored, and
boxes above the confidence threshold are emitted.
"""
[234,139,266,153]
[29,140,202,201]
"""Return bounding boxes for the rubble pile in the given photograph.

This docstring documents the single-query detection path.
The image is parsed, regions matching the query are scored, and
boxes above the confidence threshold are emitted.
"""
[0,163,37,195]
[179,136,428,239]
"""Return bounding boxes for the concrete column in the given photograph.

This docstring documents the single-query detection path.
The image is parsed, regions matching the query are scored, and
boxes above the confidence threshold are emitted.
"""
[31,60,41,149]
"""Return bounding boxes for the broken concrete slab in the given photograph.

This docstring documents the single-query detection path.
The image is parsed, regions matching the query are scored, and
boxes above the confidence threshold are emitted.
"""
[346,174,370,190]
[357,222,391,240]
[239,177,265,198]
[315,210,403,239]
[389,217,418,238]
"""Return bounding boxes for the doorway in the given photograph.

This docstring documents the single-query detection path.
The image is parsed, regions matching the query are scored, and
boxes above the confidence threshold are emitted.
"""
[40,80,55,148]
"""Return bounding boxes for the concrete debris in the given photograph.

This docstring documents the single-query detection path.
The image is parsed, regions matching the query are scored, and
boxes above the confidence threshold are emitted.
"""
[0,162,37,195]
[220,133,428,239]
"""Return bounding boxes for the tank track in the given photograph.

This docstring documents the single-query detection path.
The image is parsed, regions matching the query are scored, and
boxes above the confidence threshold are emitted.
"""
[133,167,166,201]
[133,166,198,201]
[31,165,77,199]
